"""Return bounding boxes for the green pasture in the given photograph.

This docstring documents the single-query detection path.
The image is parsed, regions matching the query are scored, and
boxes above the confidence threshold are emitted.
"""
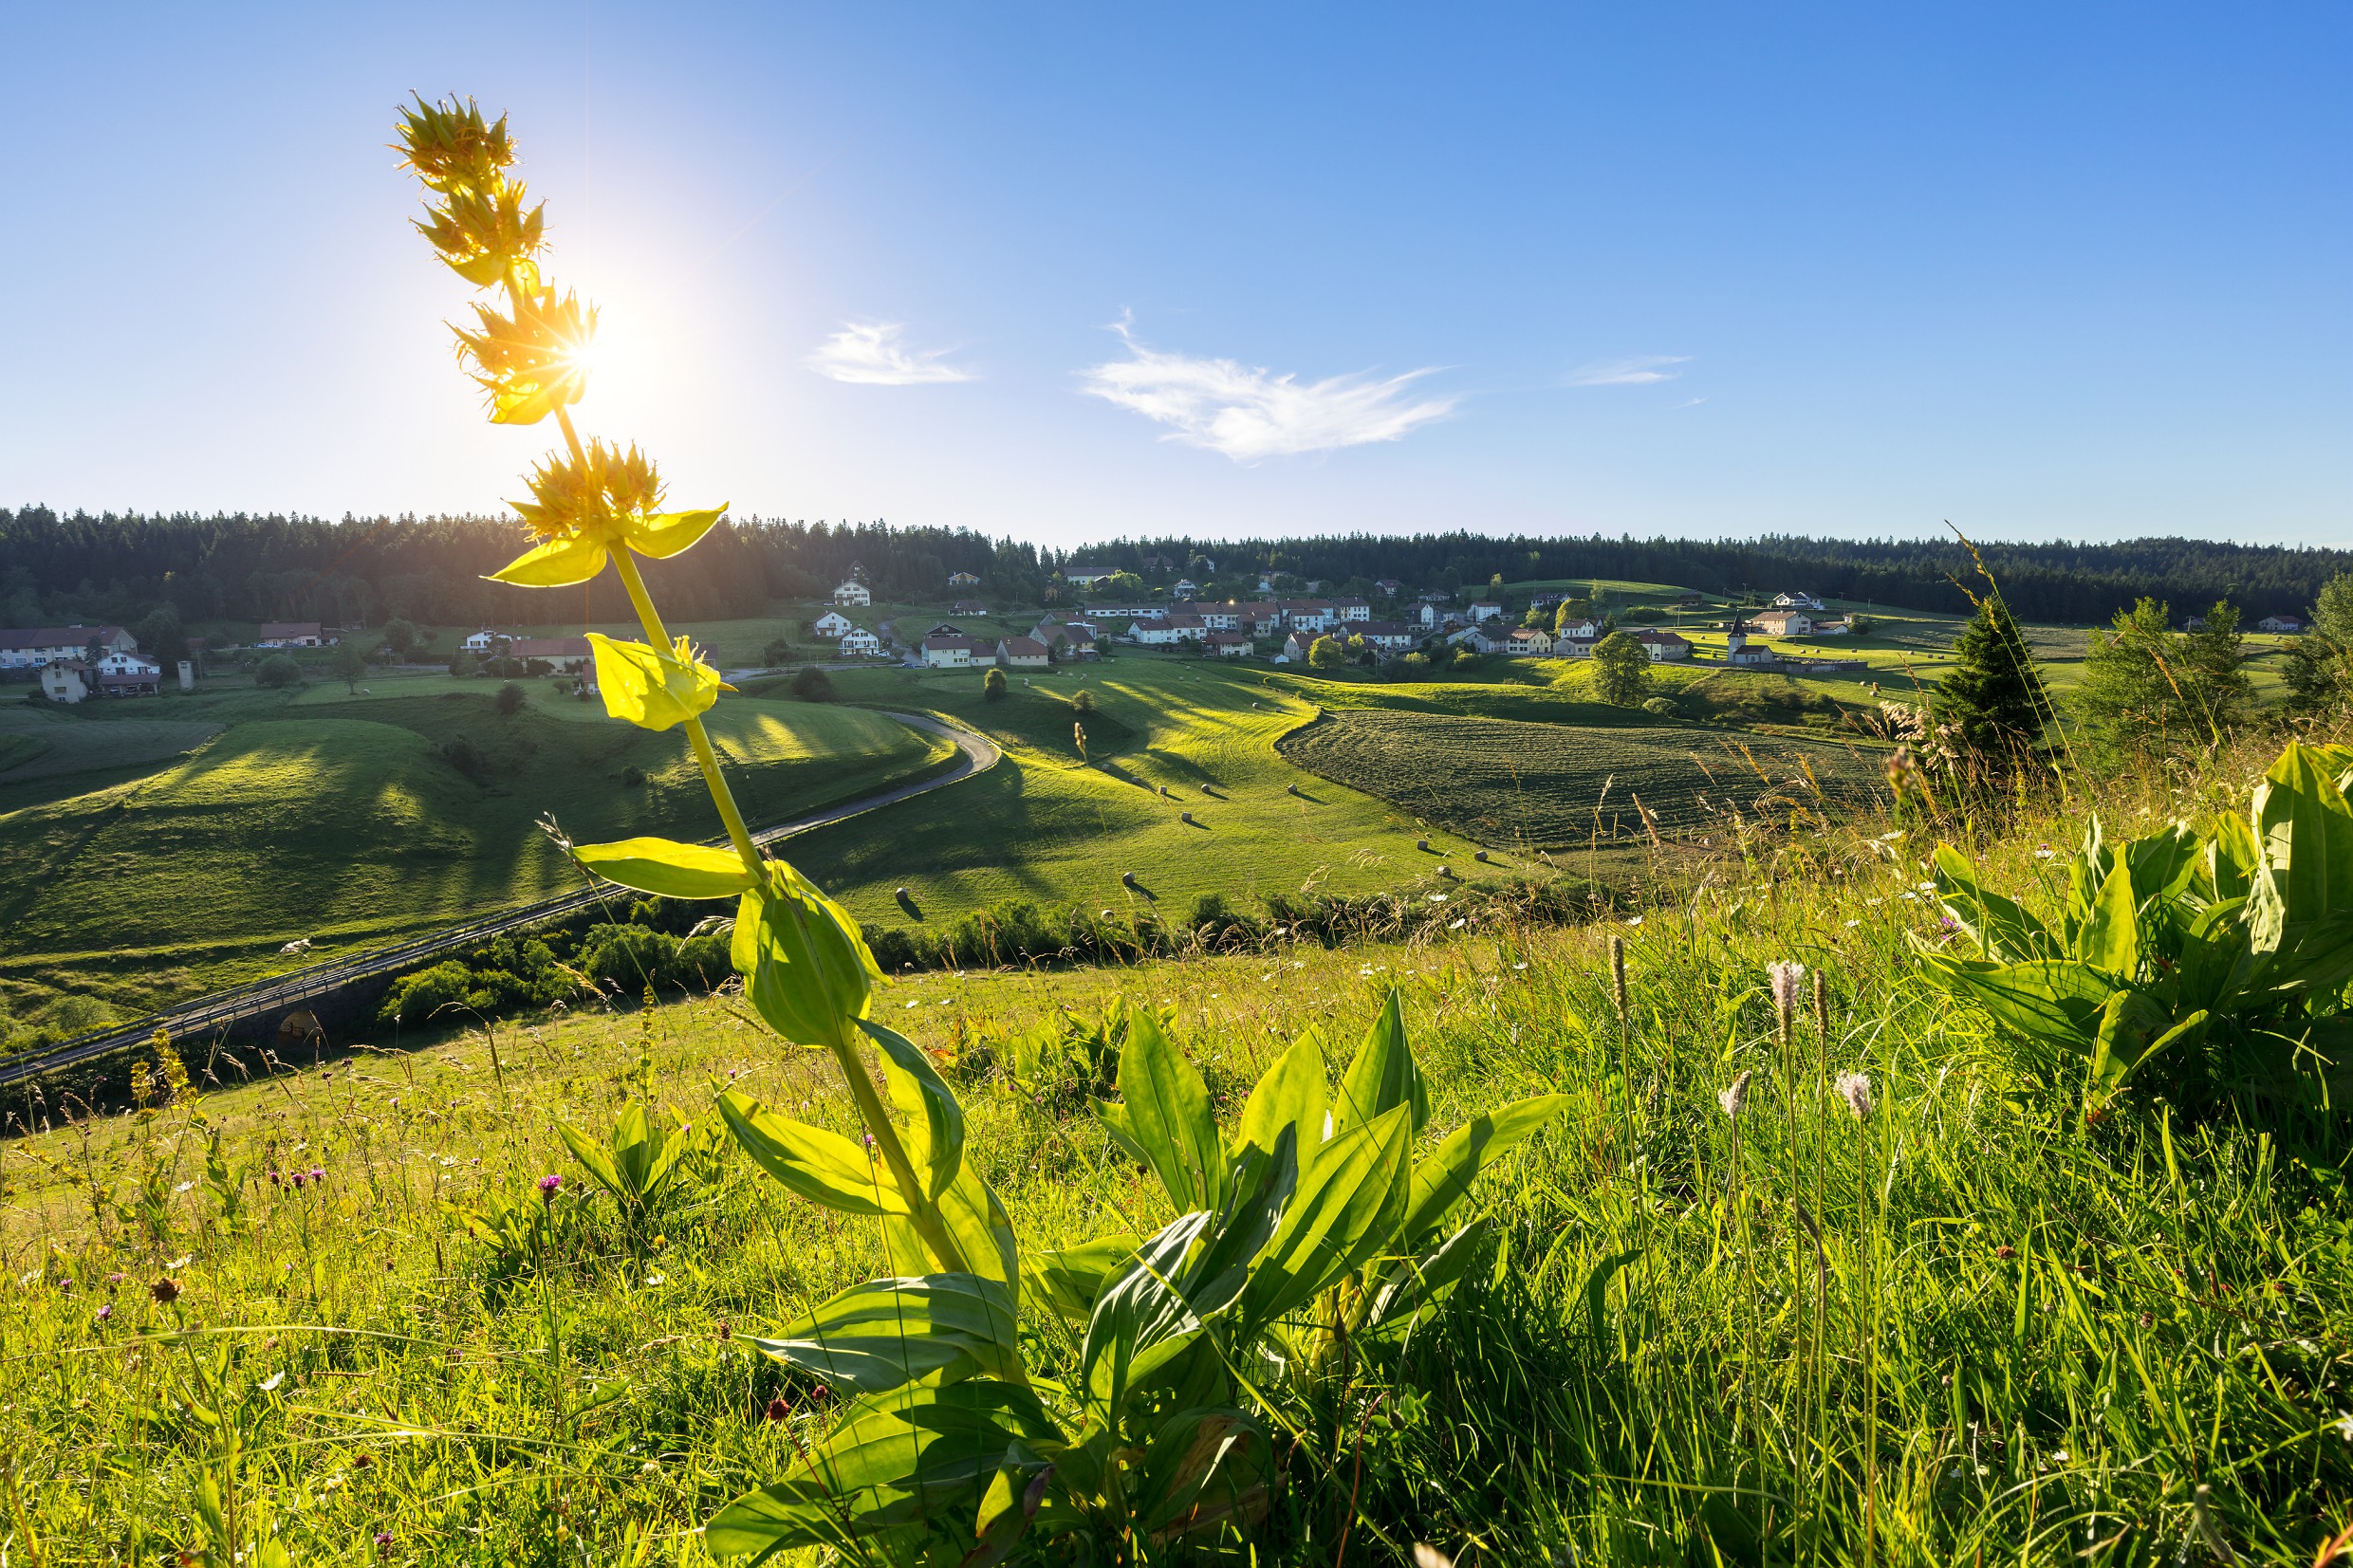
[0,688,952,1022]
[3,728,2344,1563]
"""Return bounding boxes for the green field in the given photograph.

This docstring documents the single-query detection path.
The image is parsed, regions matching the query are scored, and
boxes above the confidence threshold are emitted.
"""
[1279,707,1884,849]
[0,684,953,1022]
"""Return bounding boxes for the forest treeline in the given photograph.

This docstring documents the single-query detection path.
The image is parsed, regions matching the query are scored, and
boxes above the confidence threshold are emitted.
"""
[4,505,2345,630]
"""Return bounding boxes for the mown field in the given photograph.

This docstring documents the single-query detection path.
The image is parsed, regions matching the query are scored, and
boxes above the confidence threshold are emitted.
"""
[1277,708,1886,851]
[0,728,2344,1564]
[0,681,953,1026]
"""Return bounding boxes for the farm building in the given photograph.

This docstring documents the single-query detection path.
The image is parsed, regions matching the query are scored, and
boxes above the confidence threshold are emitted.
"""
[1772,591,1827,611]
[509,636,591,673]
[460,629,509,653]
[953,599,988,617]
[1132,614,1207,647]
[1060,565,1118,587]
[838,627,882,657]
[0,624,138,670]
[831,581,873,606]
[2259,616,2306,634]
[1750,609,1813,636]
[259,621,329,647]
[1634,630,1693,661]
[994,636,1050,670]
[1205,630,1252,658]
[38,660,91,702]
[813,610,855,638]
[919,635,982,669]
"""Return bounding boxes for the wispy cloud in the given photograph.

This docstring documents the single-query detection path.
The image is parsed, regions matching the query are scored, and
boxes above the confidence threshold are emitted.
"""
[1078,321,1456,461]
[807,322,973,385]
[1566,355,1691,387]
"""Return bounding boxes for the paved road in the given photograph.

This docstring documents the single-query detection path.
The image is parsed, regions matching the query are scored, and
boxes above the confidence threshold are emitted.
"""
[0,711,997,1091]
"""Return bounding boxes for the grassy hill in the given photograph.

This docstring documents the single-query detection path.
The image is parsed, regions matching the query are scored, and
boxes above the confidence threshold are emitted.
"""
[0,682,952,1023]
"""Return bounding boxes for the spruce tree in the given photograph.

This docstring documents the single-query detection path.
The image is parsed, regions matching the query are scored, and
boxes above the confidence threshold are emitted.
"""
[2075,598,2189,767]
[1935,595,2053,772]
[2180,599,2253,732]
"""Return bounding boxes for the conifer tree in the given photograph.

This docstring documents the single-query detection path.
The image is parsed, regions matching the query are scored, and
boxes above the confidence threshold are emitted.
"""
[2180,599,2253,732]
[1934,595,2053,772]
[2075,598,2195,766]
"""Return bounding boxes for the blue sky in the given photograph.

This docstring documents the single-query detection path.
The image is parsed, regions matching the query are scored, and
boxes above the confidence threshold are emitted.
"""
[2,3,2345,546]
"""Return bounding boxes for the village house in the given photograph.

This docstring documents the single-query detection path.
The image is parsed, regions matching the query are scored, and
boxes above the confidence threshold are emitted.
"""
[1275,600,1341,632]
[509,636,591,673]
[1810,616,1851,636]
[1448,624,1513,655]
[813,610,855,639]
[831,581,874,607]
[1083,603,1158,623]
[947,571,980,588]
[1131,613,1208,648]
[1554,618,1599,641]
[1281,631,1317,662]
[461,629,510,653]
[1553,635,1596,659]
[953,599,988,617]
[1399,601,1437,629]
[1508,625,1553,656]
[1750,608,1813,636]
[994,636,1050,670]
[1358,621,1421,653]
[2259,616,2306,634]
[1205,630,1252,658]
[1772,591,1827,611]
[1465,600,1505,624]
[1056,622,1099,656]
[838,627,882,657]
[1172,579,1200,599]
[1060,564,1118,587]
[1634,629,1693,661]
[1374,578,1403,597]
[1333,598,1371,622]
[919,635,982,669]
[39,660,92,702]
[93,650,165,693]
[258,621,328,647]
[0,624,139,671]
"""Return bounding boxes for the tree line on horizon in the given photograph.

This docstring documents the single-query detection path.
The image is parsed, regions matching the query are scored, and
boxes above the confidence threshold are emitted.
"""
[3,505,2346,636]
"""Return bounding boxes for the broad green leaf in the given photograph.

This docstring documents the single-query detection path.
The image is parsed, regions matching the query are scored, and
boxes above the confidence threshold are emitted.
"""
[2075,861,2141,979]
[1116,1007,1226,1213]
[1363,1216,1491,1335]
[1333,988,1429,1136]
[861,1019,965,1204]
[2256,741,2353,926]
[1396,1093,1571,1247]
[2268,913,2353,999]
[553,1119,624,1199]
[1082,1211,1212,1417]
[1914,955,2121,1057]
[1025,1233,1142,1322]
[1230,1032,1327,1169]
[2210,809,2260,902]
[587,632,720,732]
[1240,1103,1412,1331]
[2122,824,2201,907]
[732,862,880,1049]
[717,1089,904,1217]
[623,506,727,559]
[966,1447,1049,1568]
[707,1381,1060,1560]
[1931,843,2052,962]
[1092,1098,1150,1167]
[886,1159,1022,1302]
[1184,1125,1299,1317]
[571,836,757,899]
[1134,1406,1271,1542]
[749,1273,1020,1394]
[2086,991,2183,1095]
[486,533,607,586]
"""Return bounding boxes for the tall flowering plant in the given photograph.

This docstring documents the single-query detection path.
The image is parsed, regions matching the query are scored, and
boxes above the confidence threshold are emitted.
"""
[397,100,1568,1560]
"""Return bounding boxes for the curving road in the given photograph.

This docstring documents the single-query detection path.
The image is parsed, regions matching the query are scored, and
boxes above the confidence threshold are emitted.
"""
[0,711,997,1092]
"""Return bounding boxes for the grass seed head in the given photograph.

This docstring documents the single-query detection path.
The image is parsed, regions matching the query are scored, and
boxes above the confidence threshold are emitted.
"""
[1718,1069,1753,1119]
[1836,1070,1874,1121]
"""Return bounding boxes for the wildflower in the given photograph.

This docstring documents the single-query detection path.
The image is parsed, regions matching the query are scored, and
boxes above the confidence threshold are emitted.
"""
[149,1278,181,1305]
[1843,918,1860,928]
[537,1173,563,1200]
[1717,1070,1752,1119]
[2033,844,2055,859]
[716,1320,732,1341]
[1995,1245,2017,1261]
[1768,962,1805,1017]
[1835,1071,1874,1120]
[765,1395,792,1422]
[105,1271,124,1285]
[269,1170,283,1186]
[290,1171,306,1190]
[173,1179,195,1194]
[309,1166,325,1184]
[96,1303,113,1322]
[376,1531,395,1555]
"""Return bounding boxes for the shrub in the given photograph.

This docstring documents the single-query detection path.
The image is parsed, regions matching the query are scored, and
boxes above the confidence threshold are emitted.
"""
[620,765,646,786]
[790,667,834,702]
[761,636,793,665]
[439,737,491,783]
[254,654,303,690]
[449,651,478,677]
[1641,694,1678,716]
[493,681,526,716]
[1071,688,1096,714]
[982,667,1008,701]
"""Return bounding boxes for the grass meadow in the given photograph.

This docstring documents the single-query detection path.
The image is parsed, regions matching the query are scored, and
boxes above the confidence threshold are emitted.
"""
[0,725,2346,1565]
[0,682,952,1027]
